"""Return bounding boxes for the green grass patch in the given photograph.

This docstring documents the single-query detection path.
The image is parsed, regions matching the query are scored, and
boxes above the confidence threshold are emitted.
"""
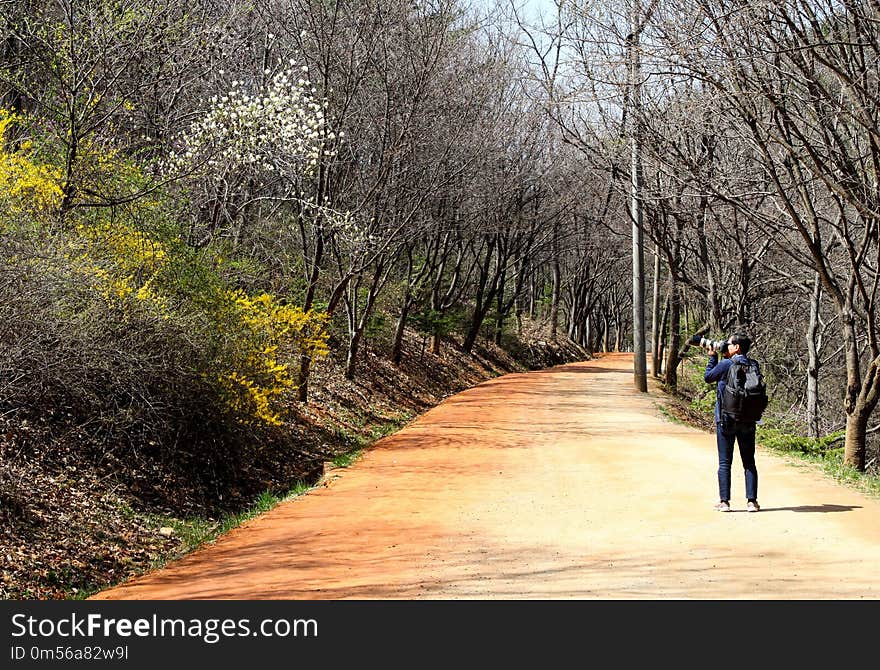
[655,402,684,425]
[322,409,417,478]
[755,427,880,500]
[327,409,414,451]
[332,409,415,452]
[332,449,363,468]
[367,412,414,440]
[756,426,845,459]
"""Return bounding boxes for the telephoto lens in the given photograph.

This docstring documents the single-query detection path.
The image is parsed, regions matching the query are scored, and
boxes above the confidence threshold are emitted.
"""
[689,334,730,356]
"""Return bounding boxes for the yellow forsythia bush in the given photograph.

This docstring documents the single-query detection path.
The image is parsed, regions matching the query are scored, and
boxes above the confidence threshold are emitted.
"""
[216,290,329,426]
[71,212,328,430]
[74,225,330,426]
[0,109,63,215]
[74,219,171,314]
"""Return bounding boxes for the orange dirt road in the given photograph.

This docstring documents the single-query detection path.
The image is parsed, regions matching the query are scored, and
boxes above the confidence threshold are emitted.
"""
[92,353,880,600]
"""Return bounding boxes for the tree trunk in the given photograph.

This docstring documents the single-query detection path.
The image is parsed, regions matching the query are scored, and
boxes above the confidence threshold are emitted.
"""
[651,244,663,376]
[602,313,610,353]
[463,307,485,353]
[806,273,821,438]
[297,227,326,402]
[429,240,465,355]
[664,276,681,390]
[550,258,561,342]
[390,294,412,366]
[494,266,507,346]
[584,315,592,354]
[463,247,498,354]
[344,329,362,380]
[551,219,561,340]
[342,261,387,381]
[844,411,867,472]
[841,307,867,470]
[697,197,722,331]
[2,27,23,114]
[529,272,537,320]
[841,347,880,471]
[655,295,669,378]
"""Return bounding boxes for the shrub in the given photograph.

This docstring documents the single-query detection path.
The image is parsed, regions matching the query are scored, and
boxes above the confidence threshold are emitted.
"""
[1,112,329,503]
[756,426,845,460]
[411,307,459,339]
[213,289,328,425]
[0,108,63,216]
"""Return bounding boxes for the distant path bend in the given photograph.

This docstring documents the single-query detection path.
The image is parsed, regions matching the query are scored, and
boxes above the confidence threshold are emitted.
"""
[93,353,880,599]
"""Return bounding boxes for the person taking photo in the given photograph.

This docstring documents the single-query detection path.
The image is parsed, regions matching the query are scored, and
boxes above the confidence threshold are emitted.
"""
[704,333,762,513]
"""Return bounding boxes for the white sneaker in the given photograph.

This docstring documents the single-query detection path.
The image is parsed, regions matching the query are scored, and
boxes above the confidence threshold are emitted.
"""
[747,500,760,512]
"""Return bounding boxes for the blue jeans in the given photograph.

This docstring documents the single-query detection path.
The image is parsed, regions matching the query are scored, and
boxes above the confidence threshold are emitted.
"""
[717,418,758,502]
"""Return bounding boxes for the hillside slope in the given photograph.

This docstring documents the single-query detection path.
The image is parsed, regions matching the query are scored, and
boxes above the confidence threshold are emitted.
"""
[1,323,588,599]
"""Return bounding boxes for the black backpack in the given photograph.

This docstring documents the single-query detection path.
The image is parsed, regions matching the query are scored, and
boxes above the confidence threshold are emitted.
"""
[721,358,769,422]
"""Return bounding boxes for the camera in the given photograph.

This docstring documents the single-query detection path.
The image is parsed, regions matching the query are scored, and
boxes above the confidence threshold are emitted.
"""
[689,334,731,356]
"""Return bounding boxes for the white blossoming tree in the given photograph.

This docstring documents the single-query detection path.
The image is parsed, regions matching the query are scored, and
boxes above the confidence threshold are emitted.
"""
[167,60,337,245]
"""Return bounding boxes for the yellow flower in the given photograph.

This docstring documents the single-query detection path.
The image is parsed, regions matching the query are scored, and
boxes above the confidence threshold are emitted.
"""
[0,109,63,215]
[213,289,329,426]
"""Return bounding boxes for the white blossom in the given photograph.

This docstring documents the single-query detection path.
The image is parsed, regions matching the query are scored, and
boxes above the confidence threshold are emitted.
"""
[164,64,337,186]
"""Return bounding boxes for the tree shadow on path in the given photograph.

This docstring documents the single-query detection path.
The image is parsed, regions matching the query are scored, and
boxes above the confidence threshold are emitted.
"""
[746,504,862,513]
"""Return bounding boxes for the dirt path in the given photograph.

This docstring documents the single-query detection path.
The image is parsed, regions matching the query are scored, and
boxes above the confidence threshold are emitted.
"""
[92,353,880,600]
